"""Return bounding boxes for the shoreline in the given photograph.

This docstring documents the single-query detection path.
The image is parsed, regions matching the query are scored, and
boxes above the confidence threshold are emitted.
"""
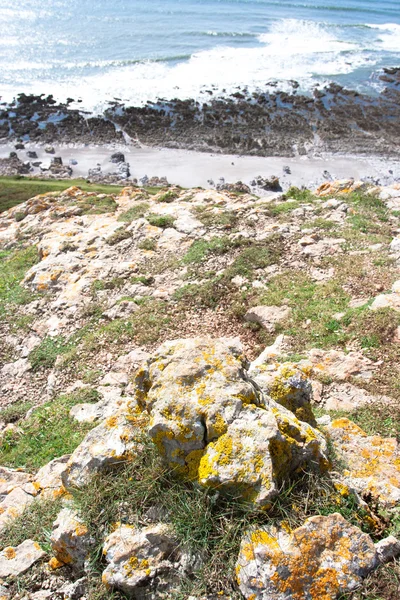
[0,142,398,191]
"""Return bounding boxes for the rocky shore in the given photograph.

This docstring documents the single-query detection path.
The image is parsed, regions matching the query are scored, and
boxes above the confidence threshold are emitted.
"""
[0,177,399,598]
[1,67,400,158]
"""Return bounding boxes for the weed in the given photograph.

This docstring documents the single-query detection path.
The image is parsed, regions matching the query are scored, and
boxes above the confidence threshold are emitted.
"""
[106,228,131,246]
[192,206,238,229]
[157,190,179,203]
[182,236,237,264]
[284,187,315,202]
[0,401,33,424]
[0,246,39,322]
[29,335,76,371]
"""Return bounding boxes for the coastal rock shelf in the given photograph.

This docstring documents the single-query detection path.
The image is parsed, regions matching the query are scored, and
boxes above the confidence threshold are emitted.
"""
[0,178,400,598]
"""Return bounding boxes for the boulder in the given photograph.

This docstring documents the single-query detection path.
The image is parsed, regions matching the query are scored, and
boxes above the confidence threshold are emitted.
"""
[371,280,400,311]
[0,487,35,531]
[61,412,145,489]
[244,305,291,332]
[0,466,32,495]
[236,513,378,600]
[135,338,328,506]
[110,152,125,164]
[325,418,400,508]
[33,455,70,499]
[0,540,45,577]
[102,523,181,596]
[50,508,93,570]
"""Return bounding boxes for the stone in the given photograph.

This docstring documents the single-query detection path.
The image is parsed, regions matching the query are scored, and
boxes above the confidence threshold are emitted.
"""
[371,280,400,312]
[312,381,393,411]
[50,508,93,570]
[61,412,144,489]
[33,455,70,499]
[99,371,129,386]
[135,338,328,506]
[102,523,181,596]
[325,418,400,508]
[0,466,32,495]
[236,513,378,600]
[244,305,291,332]
[45,145,55,154]
[248,335,290,367]
[69,386,128,424]
[375,536,400,564]
[0,540,46,577]
[0,487,34,531]
[307,348,375,381]
[110,152,125,164]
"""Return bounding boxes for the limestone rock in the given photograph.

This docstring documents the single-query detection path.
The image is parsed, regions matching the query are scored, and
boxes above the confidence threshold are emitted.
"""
[102,523,181,596]
[0,486,34,531]
[50,508,93,570]
[325,418,400,508]
[312,381,393,411]
[33,455,70,499]
[307,348,375,381]
[135,338,328,506]
[375,536,400,564]
[371,280,400,311]
[0,540,46,577]
[0,466,32,495]
[61,412,144,489]
[244,305,291,332]
[236,513,378,600]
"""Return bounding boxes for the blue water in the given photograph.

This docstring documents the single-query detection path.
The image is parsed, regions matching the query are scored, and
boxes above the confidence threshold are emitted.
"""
[0,0,399,113]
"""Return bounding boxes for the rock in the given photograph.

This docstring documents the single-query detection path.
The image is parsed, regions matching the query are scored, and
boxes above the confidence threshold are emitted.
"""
[45,145,55,154]
[315,179,364,197]
[371,280,400,311]
[244,305,291,332]
[135,338,328,506]
[375,536,400,564]
[307,348,375,381]
[50,508,93,570]
[51,156,63,165]
[102,523,182,596]
[312,381,392,411]
[1,358,31,378]
[0,487,35,531]
[15,143,25,150]
[236,513,378,600]
[33,455,70,499]
[0,540,46,577]
[251,175,281,192]
[248,335,290,367]
[61,412,144,489]
[99,371,129,386]
[110,152,125,164]
[0,466,32,495]
[27,151,38,159]
[325,418,400,508]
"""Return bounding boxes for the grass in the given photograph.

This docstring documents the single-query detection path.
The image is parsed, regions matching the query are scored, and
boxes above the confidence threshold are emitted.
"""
[157,190,179,203]
[29,335,77,371]
[106,228,131,246]
[192,206,238,229]
[117,202,150,223]
[147,214,175,228]
[0,497,63,552]
[182,236,236,264]
[0,401,33,424]
[0,246,39,323]
[0,390,98,470]
[138,238,157,251]
[0,176,125,213]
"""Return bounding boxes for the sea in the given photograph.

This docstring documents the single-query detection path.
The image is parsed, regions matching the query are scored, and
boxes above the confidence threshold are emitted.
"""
[0,0,400,114]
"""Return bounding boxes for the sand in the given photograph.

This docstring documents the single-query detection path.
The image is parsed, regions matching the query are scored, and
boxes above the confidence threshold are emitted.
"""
[0,142,398,190]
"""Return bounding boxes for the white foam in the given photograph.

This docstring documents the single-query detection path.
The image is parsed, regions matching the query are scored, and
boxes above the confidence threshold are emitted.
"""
[368,23,400,52]
[0,19,385,113]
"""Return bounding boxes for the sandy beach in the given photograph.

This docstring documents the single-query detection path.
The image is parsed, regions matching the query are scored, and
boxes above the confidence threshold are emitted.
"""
[0,142,398,190]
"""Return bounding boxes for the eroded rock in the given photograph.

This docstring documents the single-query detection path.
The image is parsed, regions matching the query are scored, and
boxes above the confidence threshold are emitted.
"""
[50,508,93,570]
[236,513,378,600]
[0,540,46,577]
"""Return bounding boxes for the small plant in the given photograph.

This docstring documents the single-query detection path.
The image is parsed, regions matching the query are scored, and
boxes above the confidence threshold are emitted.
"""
[0,401,33,424]
[147,214,175,228]
[106,228,131,246]
[117,202,150,222]
[284,186,315,202]
[138,238,157,251]
[14,211,26,222]
[157,190,179,203]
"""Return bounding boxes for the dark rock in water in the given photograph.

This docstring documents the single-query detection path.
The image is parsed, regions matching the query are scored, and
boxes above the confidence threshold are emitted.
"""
[32,161,42,167]
[27,151,38,159]
[69,159,78,166]
[323,170,332,181]
[251,175,281,192]
[147,176,168,187]
[15,143,25,150]
[140,175,149,185]
[51,156,63,166]
[45,146,55,154]
[110,152,125,164]
[283,166,291,175]
[0,154,31,176]
[9,152,18,159]
[116,161,130,179]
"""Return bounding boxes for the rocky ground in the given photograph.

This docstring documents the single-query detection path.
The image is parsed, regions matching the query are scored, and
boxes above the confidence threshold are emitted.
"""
[1,67,400,158]
[0,177,399,599]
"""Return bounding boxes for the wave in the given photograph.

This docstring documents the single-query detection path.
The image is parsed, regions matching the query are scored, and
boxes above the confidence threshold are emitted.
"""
[367,23,400,52]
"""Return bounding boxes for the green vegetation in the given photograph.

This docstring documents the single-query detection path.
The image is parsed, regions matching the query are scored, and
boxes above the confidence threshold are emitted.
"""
[138,238,157,251]
[106,228,131,246]
[192,206,238,229]
[0,401,33,424]
[182,236,240,264]
[0,497,63,552]
[157,190,179,203]
[0,245,39,325]
[0,390,98,470]
[0,176,124,213]
[147,214,175,228]
[29,335,76,371]
[117,202,150,222]
[284,186,315,202]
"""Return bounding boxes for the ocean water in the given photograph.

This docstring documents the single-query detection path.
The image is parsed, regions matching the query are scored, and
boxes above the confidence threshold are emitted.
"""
[0,0,399,113]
